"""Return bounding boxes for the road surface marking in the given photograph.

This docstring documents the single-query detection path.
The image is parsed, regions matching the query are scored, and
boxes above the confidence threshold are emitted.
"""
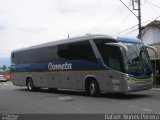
[118,102,153,112]
[141,108,153,112]
[0,83,13,86]
[58,96,74,102]
[127,104,138,108]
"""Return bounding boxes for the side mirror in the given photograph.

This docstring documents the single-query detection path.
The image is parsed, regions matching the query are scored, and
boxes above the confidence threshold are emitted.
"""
[145,45,158,58]
[105,43,128,57]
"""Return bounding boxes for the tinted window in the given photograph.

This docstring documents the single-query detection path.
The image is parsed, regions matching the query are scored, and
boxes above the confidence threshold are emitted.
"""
[14,40,97,64]
[93,39,123,71]
[11,53,15,64]
[108,46,122,71]
[58,40,97,62]
[14,46,58,64]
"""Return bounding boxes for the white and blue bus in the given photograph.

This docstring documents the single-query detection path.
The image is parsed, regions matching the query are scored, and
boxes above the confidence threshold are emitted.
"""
[11,34,157,96]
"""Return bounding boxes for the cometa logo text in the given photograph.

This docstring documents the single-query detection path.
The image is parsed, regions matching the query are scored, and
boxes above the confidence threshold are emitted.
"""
[48,62,72,70]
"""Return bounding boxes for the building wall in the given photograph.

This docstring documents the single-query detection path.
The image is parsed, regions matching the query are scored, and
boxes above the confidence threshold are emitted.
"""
[142,26,160,59]
[142,22,160,85]
[142,27,154,45]
[142,26,160,45]
[153,27,160,44]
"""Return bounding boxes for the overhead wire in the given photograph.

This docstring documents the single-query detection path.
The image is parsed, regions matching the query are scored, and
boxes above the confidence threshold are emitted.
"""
[118,0,140,36]
[125,28,138,35]
[117,24,138,34]
[117,20,150,34]
[111,11,131,34]
[116,12,131,33]
[117,0,160,36]
[146,0,160,9]
[155,16,160,20]
[123,15,160,35]
[146,1,160,15]
[141,0,147,5]
[90,1,128,34]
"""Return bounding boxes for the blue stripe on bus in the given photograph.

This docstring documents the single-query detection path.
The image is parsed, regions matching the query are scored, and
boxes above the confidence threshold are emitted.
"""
[11,59,107,72]
[12,59,151,80]
[117,37,142,43]
[128,74,151,79]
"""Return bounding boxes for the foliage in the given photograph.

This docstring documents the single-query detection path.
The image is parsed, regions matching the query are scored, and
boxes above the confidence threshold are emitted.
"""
[0,65,10,71]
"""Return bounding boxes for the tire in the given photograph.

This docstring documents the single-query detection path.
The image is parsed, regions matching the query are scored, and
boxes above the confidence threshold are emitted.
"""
[27,78,35,91]
[88,80,100,97]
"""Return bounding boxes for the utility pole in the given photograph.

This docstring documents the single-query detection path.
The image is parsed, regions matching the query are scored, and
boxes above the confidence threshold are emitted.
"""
[120,0,142,39]
[132,0,142,39]
[138,0,142,39]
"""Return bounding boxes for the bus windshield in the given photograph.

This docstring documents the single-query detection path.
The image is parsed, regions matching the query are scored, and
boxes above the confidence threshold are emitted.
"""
[122,42,152,76]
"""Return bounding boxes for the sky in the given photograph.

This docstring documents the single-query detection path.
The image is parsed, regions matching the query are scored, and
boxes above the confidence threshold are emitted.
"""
[0,0,160,65]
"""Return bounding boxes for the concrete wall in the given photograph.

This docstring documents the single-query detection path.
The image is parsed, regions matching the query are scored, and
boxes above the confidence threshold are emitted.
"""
[142,26,160,45]
[142,26,160,59]
[142,27,154,45]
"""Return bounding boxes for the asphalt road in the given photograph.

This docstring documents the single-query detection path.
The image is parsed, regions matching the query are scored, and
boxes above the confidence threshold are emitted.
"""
[0,82,160,114]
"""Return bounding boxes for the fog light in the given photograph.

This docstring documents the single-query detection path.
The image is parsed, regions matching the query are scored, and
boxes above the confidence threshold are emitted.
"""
[128,86,130,90]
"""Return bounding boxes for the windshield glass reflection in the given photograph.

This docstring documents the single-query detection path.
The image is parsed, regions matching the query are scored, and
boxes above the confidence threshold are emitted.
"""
[122,42,152,75]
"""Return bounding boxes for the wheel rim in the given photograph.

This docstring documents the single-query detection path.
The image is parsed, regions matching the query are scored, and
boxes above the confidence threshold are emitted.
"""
[90,83,95,95]
[28,81,33,90]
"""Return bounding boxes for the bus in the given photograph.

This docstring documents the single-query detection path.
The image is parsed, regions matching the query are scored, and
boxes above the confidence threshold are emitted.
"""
[11,34,157,96]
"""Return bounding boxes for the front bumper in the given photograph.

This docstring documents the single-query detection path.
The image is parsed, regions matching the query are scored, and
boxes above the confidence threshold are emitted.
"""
[127,76,153,92]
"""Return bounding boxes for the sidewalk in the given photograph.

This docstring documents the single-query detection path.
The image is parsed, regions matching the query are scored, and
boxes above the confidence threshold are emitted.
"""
[150,86,160,92]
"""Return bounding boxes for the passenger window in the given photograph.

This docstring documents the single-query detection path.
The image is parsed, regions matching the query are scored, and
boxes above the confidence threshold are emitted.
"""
[58,40,97,62]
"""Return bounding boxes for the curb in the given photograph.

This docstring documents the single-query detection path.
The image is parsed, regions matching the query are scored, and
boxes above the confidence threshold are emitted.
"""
[150,88,160,92]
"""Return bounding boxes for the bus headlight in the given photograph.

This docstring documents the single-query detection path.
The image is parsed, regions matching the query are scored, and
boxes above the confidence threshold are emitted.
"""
[128,79,136,84]
[124,74,129,81]
[124,74,136,84]
[128,86,131,90]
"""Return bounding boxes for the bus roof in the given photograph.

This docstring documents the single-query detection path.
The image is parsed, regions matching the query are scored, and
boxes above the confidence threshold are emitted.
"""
[12,34,142,53]
[116,36,142,43]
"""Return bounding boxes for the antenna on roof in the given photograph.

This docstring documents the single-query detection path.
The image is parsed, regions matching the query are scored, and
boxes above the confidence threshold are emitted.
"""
[68,34,70,39]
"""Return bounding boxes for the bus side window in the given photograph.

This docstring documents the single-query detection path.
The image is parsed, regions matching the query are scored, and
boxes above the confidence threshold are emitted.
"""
[58,41,97,62]
[108,46,122,71]
[12,53,14,59]
[57,45,70,60]
[11,53,14,63]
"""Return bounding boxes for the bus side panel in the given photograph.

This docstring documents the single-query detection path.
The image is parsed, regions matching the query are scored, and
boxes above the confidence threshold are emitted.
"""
[61,72,76,89]
[46,72,61,88]
[76,71,110,92]
[78,70,127,93]
[90,72,113,92]
[76,72,87,90]
[57,71,110,92]
[107,70,127,93]
[33,73,45,87]
[100,72,113,92]
[12,72,27,86]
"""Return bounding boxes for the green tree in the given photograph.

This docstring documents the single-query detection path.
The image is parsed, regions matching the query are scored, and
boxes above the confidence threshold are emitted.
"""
[2,65,7,71]
[0,66,2,70]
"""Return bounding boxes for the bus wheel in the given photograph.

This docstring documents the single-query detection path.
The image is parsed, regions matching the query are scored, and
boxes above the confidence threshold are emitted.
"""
[88,80,100,97]
[27,79,35,91]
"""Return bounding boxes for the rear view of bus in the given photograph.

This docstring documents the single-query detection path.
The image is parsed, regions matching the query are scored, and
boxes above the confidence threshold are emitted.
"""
[11,34,157,96]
